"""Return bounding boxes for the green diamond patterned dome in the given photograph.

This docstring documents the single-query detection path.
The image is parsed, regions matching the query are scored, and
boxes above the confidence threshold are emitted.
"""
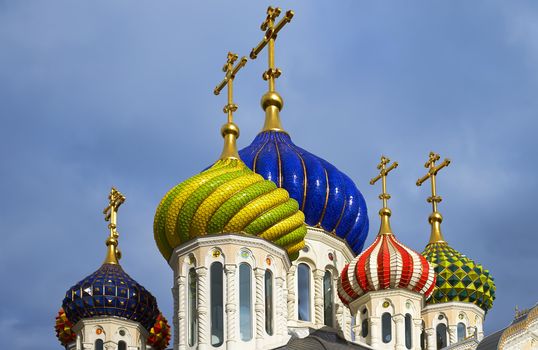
[422,242,496,312]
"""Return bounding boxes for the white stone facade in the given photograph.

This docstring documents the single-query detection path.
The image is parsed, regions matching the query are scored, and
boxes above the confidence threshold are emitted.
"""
[71,317,149,350]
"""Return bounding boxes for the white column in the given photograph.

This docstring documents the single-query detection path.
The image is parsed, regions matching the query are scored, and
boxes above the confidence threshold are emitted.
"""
[314,269,325,326]
[448,325,457,345]
[287,265,296,321]
[177,275,186,350]
[335,301,344,334]
[196,267,209,350]
[224,265,237,349]
[413,318,422,350]
[393,314,405,350]
[254,268,265,347]
[426,328,435,350]
[275,276,285,338]
[370,316,380,348]
[344,309,351,341]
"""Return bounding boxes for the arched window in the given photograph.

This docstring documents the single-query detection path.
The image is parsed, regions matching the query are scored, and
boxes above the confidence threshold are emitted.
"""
[118,341,126,350]
[405,314,412,349]
[436,323,447,349]
[361,308,369,338]
[323,270,333,326]
[188,267,197,346]
[382,312,392,343]
[239,263,252,341]
[457,322,466,342]
[210,262,224,347]
[94,339,103,350]
[265,269,274,336]
[297,263,311,321]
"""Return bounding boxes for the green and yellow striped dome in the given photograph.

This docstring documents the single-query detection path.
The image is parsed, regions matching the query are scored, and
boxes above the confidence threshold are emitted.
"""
[154,158,307,261]
[422,242,496,312]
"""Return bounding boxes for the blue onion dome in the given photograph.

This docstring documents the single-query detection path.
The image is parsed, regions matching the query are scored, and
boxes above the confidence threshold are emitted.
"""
[62,263,160,330]
[61,188,160,331]
[239,131,369,253]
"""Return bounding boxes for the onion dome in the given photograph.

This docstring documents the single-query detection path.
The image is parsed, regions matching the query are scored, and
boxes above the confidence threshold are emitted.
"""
[147,313,171,350]
[154,56,307,261]
[55,308,76,346]
[240,14,369,254]
[61,188,160,331]
[337,157,436,306]
[239,131,369,254]
[416,152,495,312]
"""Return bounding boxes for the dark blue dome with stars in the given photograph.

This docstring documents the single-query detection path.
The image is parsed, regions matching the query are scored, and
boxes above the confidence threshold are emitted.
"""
[239,131,369,254]
[62,263,159,331]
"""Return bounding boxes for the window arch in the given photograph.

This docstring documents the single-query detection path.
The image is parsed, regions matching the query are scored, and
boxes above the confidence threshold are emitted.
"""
[405,314,412,349]
[188,267,197,346]
[210,262,224,347]
[118,341,126,350]
[323,270,333,326]
[436,323,447,349]
[264,269,274,335]
[239,263,252,341]
[382,312,392,343]
[94,339,103,350]
[457,322,466,341]
[297,263,311,321]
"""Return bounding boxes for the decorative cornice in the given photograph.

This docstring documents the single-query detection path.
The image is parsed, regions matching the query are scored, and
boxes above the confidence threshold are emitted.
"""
[422,301,485,318]
[305,227,355,262]
[73,316,149,339]
[169,233,291,270]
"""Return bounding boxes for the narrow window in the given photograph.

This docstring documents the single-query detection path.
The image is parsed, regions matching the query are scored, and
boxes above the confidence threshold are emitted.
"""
[361,308,369,338]
[188,267,197,346]
[457,322,466,342]
[239,263,252,341]
[436,323,447,349]
[382,312,392,343]
[118,341,126,350]
[95,339,103,350]
[405,314,412,349]
[264,270,274,335]
[210,262,224,347]
[323,271,334,326]
[297,263,311,321]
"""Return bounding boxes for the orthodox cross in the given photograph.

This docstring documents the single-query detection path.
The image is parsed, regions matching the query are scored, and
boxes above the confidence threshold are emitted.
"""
[370,156,399,209]
[214,52,248,123]
[416,152,450,213]
[102,187,125,263]
[250,6,294,92]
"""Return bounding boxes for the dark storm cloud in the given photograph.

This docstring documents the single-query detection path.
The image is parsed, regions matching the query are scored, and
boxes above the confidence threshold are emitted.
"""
[1,1,537,349]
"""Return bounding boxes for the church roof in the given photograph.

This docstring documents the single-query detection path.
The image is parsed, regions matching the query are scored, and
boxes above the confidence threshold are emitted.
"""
[273,327,372,350]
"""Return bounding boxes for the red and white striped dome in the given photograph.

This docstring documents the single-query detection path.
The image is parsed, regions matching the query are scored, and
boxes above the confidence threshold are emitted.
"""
[338,231,436,306]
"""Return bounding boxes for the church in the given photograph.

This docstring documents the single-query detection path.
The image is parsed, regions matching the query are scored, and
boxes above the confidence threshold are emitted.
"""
[54,7,536,350]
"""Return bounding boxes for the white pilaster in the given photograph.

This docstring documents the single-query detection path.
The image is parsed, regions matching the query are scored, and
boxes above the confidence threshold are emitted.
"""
[393,314,405,350]
[177,275,186,350]
[254,268,265,348]
[426,328,435,350]
[448,324,457,345]
[224,264,237,349]
[196,267,209,350]
[275,276,285,338]
[370,316,380,348]
[314,269,325,325]
[287,265,296,321]
[413,318,422,350]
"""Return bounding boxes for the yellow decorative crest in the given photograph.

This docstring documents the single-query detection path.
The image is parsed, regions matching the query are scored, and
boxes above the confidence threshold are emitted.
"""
[250,6,294,132]
[213,51,247,160]
[102,187,125,264]
[416,152,451,244]
[370,156,398,235]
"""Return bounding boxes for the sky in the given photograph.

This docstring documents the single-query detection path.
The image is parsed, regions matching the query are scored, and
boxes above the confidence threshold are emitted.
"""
[1,1,538,349]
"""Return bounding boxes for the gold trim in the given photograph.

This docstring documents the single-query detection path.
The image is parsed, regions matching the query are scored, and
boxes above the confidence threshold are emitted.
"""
[317,167,330,227]
[280,135,307,212]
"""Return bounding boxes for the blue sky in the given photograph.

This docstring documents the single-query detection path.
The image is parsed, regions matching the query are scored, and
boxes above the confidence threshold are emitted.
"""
[1,1,537,349]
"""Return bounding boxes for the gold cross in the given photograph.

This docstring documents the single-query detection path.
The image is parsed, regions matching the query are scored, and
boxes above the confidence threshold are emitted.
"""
[250,6,294,91]
[214,52,248,123]
[416,152,450,213]
[102,187,125,264]
[370,156,399,209]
